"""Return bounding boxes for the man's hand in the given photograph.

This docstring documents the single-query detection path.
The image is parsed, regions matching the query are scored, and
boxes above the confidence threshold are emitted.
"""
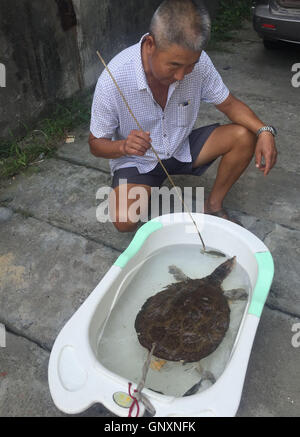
[216,94,278,177]
[255,132,277,176]
[123,130,152,156]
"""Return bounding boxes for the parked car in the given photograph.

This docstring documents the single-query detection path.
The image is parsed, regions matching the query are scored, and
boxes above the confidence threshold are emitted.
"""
[252,0,300,48]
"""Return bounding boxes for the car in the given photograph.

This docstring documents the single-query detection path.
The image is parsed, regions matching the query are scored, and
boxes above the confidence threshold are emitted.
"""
[252,0,300,48]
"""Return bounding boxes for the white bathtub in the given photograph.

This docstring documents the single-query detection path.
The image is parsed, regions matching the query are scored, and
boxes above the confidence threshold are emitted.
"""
[48,213,274,417]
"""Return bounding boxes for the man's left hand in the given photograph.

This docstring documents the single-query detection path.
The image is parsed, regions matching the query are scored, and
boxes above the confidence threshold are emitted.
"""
[255,132,278,176]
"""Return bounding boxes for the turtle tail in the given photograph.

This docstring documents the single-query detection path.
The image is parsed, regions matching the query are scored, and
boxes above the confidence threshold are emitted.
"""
[208,256,236,285]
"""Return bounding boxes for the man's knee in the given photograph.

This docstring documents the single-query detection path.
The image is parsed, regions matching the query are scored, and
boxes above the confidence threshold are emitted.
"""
[234,125,256,143]
[232,125,256,156]
[110,206,138,232]
[113,219,138,233]
[109,183,151,233]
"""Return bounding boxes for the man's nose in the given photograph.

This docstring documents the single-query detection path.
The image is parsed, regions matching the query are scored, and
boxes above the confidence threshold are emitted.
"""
[173,69,186,81]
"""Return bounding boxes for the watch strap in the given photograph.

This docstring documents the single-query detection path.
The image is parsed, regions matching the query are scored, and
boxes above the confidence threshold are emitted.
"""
[256,126,277,137]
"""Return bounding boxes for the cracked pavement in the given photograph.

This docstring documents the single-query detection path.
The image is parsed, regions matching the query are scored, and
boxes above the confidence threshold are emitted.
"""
[0,21,299,417]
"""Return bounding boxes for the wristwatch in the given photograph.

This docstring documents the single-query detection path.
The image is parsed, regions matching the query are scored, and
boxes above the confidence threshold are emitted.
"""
[256,126,277,137]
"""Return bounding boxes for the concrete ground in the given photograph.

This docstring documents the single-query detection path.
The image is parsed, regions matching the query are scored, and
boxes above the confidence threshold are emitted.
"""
[0,21,299,417]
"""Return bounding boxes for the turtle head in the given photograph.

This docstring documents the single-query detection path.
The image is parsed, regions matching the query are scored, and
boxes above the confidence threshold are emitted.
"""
[209,256,236,285]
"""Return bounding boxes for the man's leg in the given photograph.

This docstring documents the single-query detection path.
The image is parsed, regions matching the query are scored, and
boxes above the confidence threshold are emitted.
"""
[109,183,152,233]
[192,124,256,216]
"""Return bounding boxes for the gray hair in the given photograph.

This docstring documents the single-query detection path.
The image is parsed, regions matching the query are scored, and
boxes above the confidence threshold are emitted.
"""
[149,0,211,52]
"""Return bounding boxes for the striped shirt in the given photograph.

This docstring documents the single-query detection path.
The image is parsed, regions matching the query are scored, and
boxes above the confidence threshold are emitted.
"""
[90,34,229,175]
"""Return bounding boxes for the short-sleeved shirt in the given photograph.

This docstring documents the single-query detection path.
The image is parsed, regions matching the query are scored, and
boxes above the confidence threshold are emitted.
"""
[90,34,229,175]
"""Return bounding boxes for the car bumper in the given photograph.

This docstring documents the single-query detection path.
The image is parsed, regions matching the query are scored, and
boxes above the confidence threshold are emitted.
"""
[253,3,300,43]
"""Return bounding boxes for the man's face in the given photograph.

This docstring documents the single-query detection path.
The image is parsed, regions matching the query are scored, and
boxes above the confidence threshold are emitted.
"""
[146,36,201,86]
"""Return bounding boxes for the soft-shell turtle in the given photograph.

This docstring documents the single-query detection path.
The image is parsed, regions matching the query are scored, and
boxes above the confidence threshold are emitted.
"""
[135,256,247,362]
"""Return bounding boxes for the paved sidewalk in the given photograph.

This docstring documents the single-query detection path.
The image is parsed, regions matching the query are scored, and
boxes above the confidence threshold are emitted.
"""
[0,22,299,417]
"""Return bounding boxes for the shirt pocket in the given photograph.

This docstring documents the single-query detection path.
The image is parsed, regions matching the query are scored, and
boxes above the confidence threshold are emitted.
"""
[172,101,194,127]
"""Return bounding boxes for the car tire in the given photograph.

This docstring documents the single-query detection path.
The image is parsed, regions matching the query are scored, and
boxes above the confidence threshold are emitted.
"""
[263,39,280,50]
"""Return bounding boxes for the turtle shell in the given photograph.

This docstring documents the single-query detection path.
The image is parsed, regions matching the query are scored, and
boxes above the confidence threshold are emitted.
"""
[135,276,230,362]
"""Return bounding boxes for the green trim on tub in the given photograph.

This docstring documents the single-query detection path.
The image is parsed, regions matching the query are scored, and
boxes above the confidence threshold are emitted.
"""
[248,252,274,318]
[114,220,163,269]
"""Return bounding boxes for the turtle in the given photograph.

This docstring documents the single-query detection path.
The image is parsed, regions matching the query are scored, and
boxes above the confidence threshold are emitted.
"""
[135,256,248,363]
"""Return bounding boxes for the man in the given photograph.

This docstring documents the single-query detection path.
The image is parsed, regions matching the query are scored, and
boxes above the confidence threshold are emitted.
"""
[89,0,277,232]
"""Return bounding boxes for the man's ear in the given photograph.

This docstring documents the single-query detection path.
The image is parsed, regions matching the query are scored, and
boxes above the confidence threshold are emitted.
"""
[145,34,157,53]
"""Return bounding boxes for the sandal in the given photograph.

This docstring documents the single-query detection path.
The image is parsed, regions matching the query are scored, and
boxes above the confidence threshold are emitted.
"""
[205,207,244,227]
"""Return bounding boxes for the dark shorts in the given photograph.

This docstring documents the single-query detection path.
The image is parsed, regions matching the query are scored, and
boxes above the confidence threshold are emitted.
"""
[111,123,220,189]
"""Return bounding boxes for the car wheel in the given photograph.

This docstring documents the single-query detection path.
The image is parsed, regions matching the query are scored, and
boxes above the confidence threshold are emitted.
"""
[263,39,280,50]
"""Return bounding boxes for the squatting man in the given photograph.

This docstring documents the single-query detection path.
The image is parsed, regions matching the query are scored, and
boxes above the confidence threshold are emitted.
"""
[89,0,278,232]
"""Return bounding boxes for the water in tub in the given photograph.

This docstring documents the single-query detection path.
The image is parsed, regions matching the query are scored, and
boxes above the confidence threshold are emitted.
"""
[97,244,251,398]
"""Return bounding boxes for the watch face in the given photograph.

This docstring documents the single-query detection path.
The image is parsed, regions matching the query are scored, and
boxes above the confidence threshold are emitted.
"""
[271,126,277,135]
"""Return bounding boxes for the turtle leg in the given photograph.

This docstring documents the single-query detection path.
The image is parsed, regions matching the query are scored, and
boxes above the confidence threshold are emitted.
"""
[224,288,248,301]
[202,370,216,385]
[183,370,216,397]
[168,265,190,282]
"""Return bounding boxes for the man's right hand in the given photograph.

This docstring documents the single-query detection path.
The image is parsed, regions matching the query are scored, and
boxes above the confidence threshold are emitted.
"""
[122,130,152,156]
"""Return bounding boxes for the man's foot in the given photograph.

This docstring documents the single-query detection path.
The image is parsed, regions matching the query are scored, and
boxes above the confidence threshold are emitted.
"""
[204,205,243,227]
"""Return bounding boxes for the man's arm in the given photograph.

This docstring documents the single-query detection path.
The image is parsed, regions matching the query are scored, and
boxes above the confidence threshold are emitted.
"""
[216,93,277,176]
[89,131,152,158]
[216,93,264,133]
[89,134,126,159]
